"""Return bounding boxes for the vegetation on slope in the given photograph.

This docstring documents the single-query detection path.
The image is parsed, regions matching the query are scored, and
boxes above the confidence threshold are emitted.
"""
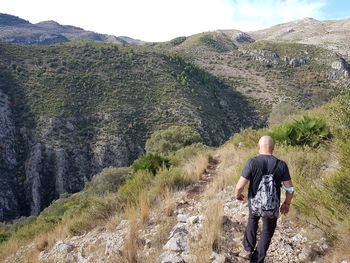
[1,92,349,261]
[168,35,348,118]
[0,41,259,144]
[0,40,263,221]
[0,128,211,261]
[0,30,350,261]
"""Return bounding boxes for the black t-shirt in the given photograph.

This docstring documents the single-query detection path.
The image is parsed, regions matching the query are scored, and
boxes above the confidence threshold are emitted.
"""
[241,154,291,202]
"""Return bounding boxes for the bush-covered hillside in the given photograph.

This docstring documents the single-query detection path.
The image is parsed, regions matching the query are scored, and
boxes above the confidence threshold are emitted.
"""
[1,92,349,262]
[0,41,262,221]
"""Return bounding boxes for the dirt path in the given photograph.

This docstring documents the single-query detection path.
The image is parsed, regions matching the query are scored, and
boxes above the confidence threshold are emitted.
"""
[23,152,333,263]
[186,154,220,199]
[160,152,331,263]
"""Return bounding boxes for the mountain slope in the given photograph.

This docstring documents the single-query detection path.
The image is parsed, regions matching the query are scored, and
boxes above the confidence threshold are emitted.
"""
[0,13,350,223]
[163,30,349,111]
[0,42,259,221]
[250,17,350,58]
[0,13,143,45]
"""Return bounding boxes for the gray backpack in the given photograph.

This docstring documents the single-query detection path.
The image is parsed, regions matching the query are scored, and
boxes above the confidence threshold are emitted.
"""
[250,160,280,218]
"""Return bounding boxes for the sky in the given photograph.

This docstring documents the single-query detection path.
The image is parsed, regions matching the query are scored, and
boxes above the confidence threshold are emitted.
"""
[0,0,349,42]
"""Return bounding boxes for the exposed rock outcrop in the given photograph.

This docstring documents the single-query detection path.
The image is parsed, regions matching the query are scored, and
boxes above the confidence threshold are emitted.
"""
[331,57,350,78]
[283,56,310,67]
[232,32,255,45]
[0,105,147,220]
[0,89,18,221]
[241,49,279,65]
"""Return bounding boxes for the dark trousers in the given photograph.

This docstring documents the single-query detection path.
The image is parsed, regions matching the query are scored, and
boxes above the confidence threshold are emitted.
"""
[243,213,277,263]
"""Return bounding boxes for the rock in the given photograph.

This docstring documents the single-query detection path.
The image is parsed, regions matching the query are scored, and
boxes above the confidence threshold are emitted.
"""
[298,248,310,261]
[232,32,255,44]
[163,223,189,252]
[187,215,200,224]
[159,251,185,263]
[0,90,19,221]
[210,252,226,263]
[198,215,206,222]
[242,49,279,65]
[177,214,188,223]
[53,241,75,253]
[331,58,350,78]
[284,56,309,67]
[40,241,76,262]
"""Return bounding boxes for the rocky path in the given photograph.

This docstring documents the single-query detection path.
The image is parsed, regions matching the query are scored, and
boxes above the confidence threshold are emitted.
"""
[186,155,220,199]
[19,152,333,263]
[159,153,330,263]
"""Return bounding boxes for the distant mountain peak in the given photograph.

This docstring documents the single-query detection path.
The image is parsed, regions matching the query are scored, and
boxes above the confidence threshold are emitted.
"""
[0,13,30,26]
[0,12,144,45]
[36,20,61,26]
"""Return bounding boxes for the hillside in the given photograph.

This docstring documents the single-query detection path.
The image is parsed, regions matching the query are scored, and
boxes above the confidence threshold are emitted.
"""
[0,13,143,45]
[0,41,263,221]
[161,31,349,111]
[1,93,349,262]
[1,13,350,222]
[250,17,350,58]
[1,35,349,221]
[0,13,349,262]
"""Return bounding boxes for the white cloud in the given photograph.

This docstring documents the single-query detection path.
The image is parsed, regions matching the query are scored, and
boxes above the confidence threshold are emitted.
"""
[0,0,327,41]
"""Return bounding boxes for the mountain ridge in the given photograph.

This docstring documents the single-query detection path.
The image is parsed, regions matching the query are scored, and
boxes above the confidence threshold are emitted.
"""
[0,12,349,222]
[0,13,144,45]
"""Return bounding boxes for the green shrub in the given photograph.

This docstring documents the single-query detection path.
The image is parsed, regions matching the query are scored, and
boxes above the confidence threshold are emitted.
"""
[169,143,207,165]
[154,167,192,192]
[226,129,264,148]
[145,125,202,155]
[0,232,10,244]
[170,36,187,46]
[68,196,116,235]
[269,116,330,147]
[330,93,350,129]
[118,170,153,205]
[324,171,350,206]
[86,167,129,196]
[131,153,171,176]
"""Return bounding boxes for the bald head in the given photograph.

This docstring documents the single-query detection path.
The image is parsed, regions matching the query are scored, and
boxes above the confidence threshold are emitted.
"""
[258,136,274,155]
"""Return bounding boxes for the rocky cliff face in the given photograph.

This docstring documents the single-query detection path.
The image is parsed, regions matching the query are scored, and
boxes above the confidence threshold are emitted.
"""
[0,89,18,221]
[0,112,147,220]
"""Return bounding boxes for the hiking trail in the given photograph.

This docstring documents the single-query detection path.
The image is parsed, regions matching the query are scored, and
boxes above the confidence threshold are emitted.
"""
[10,152,332,263]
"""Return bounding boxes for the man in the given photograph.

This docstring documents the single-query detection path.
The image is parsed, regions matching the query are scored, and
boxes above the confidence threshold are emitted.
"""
[234,136,294,263]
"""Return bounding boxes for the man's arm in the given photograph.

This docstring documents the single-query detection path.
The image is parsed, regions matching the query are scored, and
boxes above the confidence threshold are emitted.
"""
[280,179,294,215]
[235,177,249,200]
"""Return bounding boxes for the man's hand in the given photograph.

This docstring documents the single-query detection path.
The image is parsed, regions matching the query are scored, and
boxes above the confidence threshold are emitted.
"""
[280,202,290,215]
[235,177,249,202]
[235,193,245,201]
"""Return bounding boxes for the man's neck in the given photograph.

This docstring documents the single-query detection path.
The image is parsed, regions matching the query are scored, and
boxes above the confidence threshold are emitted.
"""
[259,152,273,155]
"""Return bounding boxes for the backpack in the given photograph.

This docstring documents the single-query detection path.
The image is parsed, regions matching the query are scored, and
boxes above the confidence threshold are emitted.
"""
[250,160,280,218]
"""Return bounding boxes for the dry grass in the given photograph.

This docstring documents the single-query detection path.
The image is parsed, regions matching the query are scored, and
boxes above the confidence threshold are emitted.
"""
[0,222,70,262]
[139,191,150,224]
[143,219,174,263]
[182,150,211,182]
[161,187,175,217]
[106,212,123,231]
[122,205,140,263]
[192,199,224,263]
[0,240,22,262]
[215,141,256,188]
